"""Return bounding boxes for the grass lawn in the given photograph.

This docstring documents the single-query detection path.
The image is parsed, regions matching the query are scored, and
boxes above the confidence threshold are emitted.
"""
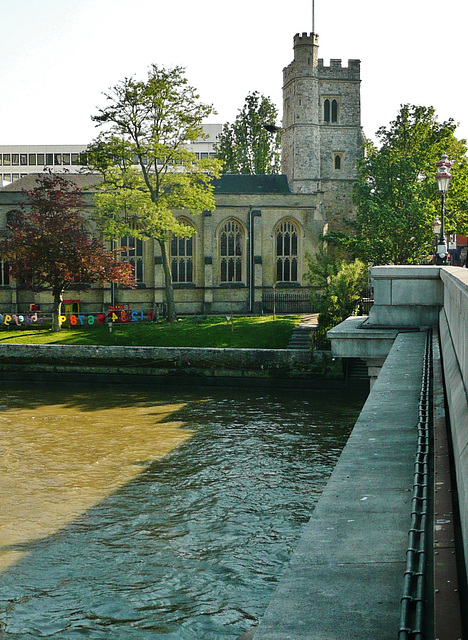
[0,315,302,349]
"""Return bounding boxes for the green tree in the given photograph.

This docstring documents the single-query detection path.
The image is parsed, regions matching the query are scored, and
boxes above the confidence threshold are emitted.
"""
[353,104,468,264]
[3,173,134,332]
[310,258,368,336]
[87,64,221,322]
[216,92,281,174]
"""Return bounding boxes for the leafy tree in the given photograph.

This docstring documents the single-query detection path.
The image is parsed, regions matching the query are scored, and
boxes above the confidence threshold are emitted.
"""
[216,91,281,174]
[311,258,368,337]
[3,173,134,332]
[353,104,468,264]
[87,64,221,322]
[306,244,348,293]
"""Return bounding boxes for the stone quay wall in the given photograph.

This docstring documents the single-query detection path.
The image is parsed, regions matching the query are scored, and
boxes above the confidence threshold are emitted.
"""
[0,344,343,387]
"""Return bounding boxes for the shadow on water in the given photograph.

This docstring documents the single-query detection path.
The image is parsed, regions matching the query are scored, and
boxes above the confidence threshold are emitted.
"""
[0,382,367,639]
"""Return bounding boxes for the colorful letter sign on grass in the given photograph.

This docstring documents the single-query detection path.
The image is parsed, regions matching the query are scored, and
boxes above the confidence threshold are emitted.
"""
[0,310,156,327]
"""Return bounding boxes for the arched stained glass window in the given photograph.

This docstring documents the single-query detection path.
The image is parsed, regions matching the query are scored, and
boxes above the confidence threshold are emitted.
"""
[276,220,298,282]
[171,228,194,283]
[120,236,144,283]
[220,219,243,283]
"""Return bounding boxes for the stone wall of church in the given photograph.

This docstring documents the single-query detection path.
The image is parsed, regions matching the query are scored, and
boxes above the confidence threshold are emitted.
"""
[0,190,325,317]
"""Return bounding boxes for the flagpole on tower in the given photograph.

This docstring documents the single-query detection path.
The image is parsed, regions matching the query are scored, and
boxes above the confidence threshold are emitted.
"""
[312,0,315,33]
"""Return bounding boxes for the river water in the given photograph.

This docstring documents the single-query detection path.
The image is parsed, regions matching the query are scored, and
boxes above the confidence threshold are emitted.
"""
[0,382,365,639]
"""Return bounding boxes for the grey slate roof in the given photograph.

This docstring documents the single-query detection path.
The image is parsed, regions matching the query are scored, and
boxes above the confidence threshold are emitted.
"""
[1,173,292,196]
[213,174,291,194]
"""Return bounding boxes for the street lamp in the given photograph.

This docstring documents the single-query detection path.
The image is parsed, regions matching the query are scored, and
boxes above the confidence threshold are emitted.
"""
[435,153,452,264]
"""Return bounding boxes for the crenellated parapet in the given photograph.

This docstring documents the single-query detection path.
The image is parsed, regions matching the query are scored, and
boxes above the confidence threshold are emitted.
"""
[317,58,361,80]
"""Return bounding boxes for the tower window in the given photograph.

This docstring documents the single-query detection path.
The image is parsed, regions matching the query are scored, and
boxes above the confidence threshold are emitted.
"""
[334,154,342,170]
[324,98,339,123]
[331,99,338,123]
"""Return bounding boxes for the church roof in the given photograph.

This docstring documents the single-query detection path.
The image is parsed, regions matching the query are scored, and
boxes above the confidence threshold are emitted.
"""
[0,173,101,191]
[213,174,291,194]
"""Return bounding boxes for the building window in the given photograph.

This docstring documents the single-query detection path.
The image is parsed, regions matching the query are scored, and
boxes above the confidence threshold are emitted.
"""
[12,154,19,166]
[20,154,27,166]
[324,98,339,123]
[29,154,36,165]
[171,225,194,283]
[0,261,9,287]
[37,154,45,165]
[334,153,342,170]
[3,155,10,166]
[220,219,244,283]
[120,236,143,283]
[5,209,21,228]
[276,219,298,282]
[331,99,338,122]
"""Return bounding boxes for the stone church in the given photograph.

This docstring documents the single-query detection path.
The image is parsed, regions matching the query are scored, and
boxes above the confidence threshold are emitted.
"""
[0,32,364,317]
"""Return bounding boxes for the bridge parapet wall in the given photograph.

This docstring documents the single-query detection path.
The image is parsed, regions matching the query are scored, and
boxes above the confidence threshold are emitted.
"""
[438,267,468,568]
[328,265,468,575]
[367,265,443,327]
[440,267,468,388]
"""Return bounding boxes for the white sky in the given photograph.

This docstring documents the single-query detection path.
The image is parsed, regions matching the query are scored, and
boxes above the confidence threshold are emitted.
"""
[1,0,468,147]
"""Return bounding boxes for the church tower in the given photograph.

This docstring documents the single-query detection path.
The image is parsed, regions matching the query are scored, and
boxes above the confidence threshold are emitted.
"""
[281,32,364,226]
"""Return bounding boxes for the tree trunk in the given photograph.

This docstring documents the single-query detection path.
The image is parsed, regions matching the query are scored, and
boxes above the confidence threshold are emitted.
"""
[52,288,63,332]
[158,239,177,322]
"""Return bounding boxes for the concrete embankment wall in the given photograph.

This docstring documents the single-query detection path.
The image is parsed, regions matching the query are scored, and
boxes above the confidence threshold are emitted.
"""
[439,268,468,566]
[0,344,344,388]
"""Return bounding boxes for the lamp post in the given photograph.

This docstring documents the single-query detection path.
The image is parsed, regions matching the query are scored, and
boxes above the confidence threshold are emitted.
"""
[435,153,452,264]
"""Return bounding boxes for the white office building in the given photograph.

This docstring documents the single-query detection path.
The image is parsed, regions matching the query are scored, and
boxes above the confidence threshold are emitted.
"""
[0,124,222,187]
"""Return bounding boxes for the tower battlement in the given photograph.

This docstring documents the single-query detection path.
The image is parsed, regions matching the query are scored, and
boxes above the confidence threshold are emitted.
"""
[317,58,361,78]
[284,33,360,84]
[293,32,319,48]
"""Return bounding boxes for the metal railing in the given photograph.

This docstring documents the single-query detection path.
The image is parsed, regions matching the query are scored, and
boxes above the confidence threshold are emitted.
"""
[398,330,431,640]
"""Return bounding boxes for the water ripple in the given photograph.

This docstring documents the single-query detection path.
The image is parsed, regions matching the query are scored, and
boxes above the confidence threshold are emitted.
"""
[0,383,364,639]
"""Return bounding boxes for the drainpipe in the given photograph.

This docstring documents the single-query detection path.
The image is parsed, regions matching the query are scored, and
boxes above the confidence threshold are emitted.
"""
[248,207,254,313]
[248,208,261,314]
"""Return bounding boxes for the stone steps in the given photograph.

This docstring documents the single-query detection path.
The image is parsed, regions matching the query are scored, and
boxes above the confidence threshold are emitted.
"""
[287,326,314,350]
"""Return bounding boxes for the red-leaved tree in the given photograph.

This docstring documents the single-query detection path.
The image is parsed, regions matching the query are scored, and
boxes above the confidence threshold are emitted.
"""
[3,173,135,331]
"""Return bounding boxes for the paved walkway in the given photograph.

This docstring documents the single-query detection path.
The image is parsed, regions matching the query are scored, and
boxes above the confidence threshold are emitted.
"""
[254,332,426,639]
[287,314,319,350]
[297,313,319,328]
